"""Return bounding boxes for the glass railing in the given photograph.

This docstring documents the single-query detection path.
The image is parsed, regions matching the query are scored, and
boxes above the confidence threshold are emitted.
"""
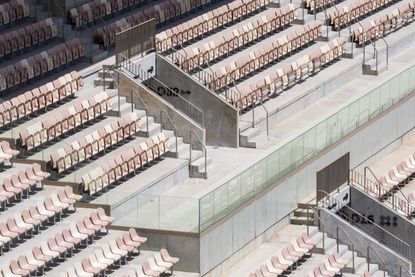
[110,64,415,233]
[198,64,415,232]
[110,192,200,232]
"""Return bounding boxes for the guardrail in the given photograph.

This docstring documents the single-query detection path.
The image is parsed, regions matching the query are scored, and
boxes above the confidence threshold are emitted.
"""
[350,170,415,220]
[319,190,411,260]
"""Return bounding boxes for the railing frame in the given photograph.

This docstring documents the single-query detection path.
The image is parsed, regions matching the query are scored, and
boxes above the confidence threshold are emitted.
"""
[189,130,208,179]
[130,89,149,135]
[160,110,178,157]
[367,245,386,277]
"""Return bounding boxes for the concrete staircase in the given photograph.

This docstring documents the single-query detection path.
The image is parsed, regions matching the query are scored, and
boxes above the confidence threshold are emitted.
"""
[111,93,211,179]
[308,227,391,276]
[290,194,317,226]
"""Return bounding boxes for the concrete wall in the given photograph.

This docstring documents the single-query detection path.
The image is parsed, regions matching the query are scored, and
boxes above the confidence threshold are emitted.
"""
[119,72,205,144]
[319,208,410,276]
[349,187,415,271]
[155,55,239,148]
[199,92,415,276]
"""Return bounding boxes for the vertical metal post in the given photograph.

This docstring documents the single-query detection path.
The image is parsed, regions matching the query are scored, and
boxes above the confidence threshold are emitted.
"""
[352,246,355,273]
[367,247,370,272]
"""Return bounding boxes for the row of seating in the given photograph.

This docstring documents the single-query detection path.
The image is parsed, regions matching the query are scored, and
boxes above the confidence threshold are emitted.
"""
[94,0,211,48]
[0,39,85,93]
[308,254,348,277]
[378,152,415,193]
[0,71,84,129]
[351,0,415,45]
[0,18,57,60]
[0,141,19,167]
[357,152,415,216]
[69,0,159,28]
[81,133,169,196]
[174,5,297,72]
[2,208,112,277]
[19,91,112,151]
[123,249,180,277]
[155,0,274,53]
[303,0,333,12]
[204,21,322,92]
[0,163,49,208]
[64,231,146,277]
[232,37,345,110]
[328,0,395,29]
[0,0,29,27]
[0,186,79,256]
[50,112,142,173]
[250,234,316,277]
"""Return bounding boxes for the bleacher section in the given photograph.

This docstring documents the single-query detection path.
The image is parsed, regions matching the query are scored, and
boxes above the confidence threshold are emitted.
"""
[0,0,413,275]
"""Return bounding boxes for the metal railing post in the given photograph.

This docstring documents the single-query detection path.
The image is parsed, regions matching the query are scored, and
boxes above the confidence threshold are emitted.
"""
[160,110,178,156]
[400,264,411,277]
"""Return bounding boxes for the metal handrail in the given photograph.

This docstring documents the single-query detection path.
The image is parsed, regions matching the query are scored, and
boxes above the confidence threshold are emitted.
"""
[160,110,178,156]
[117,55,206,128]
[399,264,411,277]
[354,19,379,72]
[367,245,386,277]
[130,89,149,135]
[320,190,411,259]
[379,36,389,70]
[352,169,415,219]
[306,205,326,254]
[336,226,355,273]
[230,81,242,107]
[102,65,121,113]
[364,166,408,201]
[260,96,270,136]
[190,130,208,179]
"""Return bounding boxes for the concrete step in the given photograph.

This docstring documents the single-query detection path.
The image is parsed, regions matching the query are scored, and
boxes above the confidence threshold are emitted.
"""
[190,155,212,179]
[290,216,315,226]
[294,208,315,218]
[165,136,184,158]
[94,78,115,88]
[240,127,261,148]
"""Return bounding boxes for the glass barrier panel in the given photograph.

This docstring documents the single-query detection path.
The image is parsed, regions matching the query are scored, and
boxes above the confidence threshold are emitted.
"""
[347,99,360,131]
[380,81,392,111]
[369,87,381,120]
[227,175,242,212]
[200,193,214,231]
[213,184,228,222]
[399,69,410,99]
[159,196,199,232]
[390,75,401,105]
[254,159,268,191]
[291,135,304,168]
[278,143,293,177]
[241,166,256,201]
[303,127,316,161]
[266,150,280,186]
[315,120,327,152]
[325,113,339,146]
[410,67,415,92]
[358,93,370,127]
